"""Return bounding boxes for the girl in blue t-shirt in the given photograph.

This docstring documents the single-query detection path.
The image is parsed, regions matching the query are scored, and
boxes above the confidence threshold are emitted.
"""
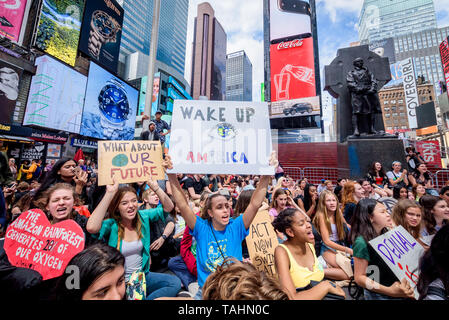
[166,152,278,300]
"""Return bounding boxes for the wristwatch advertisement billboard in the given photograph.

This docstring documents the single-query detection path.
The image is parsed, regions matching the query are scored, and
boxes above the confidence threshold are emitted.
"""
[35,0,85,67]
[79,61,138,140]
[78,0,124,73]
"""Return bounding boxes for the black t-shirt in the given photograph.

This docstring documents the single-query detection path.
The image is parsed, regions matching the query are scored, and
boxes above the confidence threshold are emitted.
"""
[180,176,207,195]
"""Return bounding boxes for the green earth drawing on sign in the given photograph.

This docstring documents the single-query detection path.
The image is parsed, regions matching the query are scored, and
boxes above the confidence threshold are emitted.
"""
[112,154,128,167]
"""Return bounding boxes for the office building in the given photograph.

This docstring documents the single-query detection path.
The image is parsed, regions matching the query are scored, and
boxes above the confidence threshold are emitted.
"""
[190,2,227,100]
[119,0,189,77]
[226,51,253,101]
[358,0,437,43]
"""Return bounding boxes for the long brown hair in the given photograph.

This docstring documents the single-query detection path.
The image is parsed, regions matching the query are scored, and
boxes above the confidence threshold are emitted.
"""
[313,190,346,241]
[234,190,254,217]
[270,188,288,210]
[341,181,357,210]
[108,186,143,246]
[200,193,228,222]
[392,199,422,239]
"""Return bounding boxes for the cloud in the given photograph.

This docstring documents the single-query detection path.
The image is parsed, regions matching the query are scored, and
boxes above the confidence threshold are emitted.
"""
[185,0,263,101]
[316,0,364,23]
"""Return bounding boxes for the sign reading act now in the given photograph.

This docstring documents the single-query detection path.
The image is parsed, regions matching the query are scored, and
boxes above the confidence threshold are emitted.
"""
[98,140,164,186]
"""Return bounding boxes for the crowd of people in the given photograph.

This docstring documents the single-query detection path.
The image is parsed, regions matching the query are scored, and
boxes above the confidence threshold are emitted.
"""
[0,145,448,301]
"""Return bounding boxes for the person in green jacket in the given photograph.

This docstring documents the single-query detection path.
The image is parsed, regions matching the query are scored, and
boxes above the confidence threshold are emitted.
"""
[86,177,181,300]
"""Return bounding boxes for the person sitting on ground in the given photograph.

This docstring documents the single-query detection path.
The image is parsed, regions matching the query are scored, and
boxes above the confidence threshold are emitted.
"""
[13,181,29,204]
[293,179,307,200]
[391,199,428,249]
[297,184,318,218]
[86,176,181,300]
[317,179,327,195]
[139,188,178,271]
[392,185,409,201]
[409,163,438,196]
[333,178,347,203]
[167,152,278,300]
[313,190,352,281]
[341,181,364,223]
[350,199,415,300]
[359,179,384,200]
[272,208,346,300]
[417,224,449,300]
[412,183,426,202]
[269,188,291,220]
[418,195,449,246]
[54,242,126,300]
[202,258,288,300]
[33,158,88,204]
[324,180,334,193]
[386,161,409,189]
[366,161,389,190]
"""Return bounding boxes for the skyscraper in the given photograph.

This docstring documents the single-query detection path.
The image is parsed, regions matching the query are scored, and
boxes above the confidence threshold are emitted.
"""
[358,0,437,43]
[119,0,189,76]
[226,51,253,101]
[191,2,227,100]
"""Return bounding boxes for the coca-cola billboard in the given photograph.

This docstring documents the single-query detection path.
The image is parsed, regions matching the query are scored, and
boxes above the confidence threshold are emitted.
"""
[270,36,316,102]
[416,140,442,168]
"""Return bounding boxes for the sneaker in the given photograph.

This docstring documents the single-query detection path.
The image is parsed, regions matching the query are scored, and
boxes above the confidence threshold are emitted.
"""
[188,282,199,295]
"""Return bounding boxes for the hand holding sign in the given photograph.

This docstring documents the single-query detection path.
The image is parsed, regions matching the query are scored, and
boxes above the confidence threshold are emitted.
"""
[388,278,415,299]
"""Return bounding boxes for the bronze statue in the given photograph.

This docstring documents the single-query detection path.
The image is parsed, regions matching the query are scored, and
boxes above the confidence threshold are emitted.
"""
[346,58,383,136]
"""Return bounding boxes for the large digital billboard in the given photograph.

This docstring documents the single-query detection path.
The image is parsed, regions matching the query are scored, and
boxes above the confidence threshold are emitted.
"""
[0,0,29,43]
[369,37,396,64]
[270,36,316,101]
[78,0,124,73]
[0,59,22,124]
[269,0,311,43]
[80,62,138,140]
[270,96,320,119]
[440,37,449,100]
[23,55,87,133]
[35,0,85,67]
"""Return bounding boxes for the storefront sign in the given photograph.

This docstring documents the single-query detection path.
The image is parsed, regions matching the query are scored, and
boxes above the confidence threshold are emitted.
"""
[71,138,98,149]
[30,129,68,143]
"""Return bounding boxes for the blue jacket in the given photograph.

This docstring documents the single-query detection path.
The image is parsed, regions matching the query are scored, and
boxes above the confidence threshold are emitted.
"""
[94,205,168,273]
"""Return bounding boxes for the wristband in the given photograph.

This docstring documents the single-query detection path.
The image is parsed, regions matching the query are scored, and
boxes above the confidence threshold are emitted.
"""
[161,234,167,240]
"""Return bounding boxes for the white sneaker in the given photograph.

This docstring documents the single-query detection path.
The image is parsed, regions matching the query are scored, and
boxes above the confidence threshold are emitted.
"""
[188,282,199,296]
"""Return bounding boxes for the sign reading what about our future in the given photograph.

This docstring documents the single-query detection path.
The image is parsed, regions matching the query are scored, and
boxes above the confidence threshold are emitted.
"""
[245,210,279,277]
[168,100,274,175]
[4,209,85,280]
[369,225,425,299]
[98,140,164,186]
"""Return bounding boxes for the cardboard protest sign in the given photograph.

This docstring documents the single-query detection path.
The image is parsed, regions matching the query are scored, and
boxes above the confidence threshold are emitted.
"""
[168,100,274,175]
[98,140,164,186]
[369,226,425,299]
[245,210,279,277]
[4,209,85,280]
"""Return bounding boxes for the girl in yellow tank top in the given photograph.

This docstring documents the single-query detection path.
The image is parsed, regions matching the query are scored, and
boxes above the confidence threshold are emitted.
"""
[278,242,324,288]
[272,208,346,300]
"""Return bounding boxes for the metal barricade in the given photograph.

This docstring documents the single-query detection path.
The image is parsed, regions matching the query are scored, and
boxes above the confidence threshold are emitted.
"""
[302,167,350,185]
[282,167,302,181]
[434,170,449,190]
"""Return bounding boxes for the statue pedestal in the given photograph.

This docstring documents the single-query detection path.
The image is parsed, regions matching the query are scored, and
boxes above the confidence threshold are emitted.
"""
[338,138,407,179]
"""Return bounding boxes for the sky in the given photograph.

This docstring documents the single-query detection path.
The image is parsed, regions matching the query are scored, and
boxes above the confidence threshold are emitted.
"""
[184,0,449,102]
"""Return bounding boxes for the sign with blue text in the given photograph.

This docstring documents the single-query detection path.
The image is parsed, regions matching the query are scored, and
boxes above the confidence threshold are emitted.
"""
[168,100,274,175]
[369,225,425,299]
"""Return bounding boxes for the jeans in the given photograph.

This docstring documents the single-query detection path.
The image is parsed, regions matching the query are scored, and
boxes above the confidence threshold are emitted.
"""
[144,271,181,300]
[194,287,203,300]
[363,289,404,300]
[167,256,197,289]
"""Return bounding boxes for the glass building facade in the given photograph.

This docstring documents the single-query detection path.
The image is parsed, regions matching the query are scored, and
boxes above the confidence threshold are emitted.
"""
[359,0,437,43]
[119,0,188,76]
[226,51,253,101]
[212,20,227,101]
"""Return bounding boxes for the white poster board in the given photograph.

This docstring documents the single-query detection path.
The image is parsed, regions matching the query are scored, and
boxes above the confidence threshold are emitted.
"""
[168,100,274,175]
[369,226,425,299]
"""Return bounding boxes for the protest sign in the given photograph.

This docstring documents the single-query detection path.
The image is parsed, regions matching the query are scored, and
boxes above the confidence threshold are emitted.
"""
[98,140,164,186]
[245,210,279,277]
[4,209,85,280]
[168,100,274,175]
[369,225,425,299]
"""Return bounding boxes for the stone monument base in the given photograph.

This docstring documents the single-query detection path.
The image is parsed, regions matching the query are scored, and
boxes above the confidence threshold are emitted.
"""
[338,138,407,180]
